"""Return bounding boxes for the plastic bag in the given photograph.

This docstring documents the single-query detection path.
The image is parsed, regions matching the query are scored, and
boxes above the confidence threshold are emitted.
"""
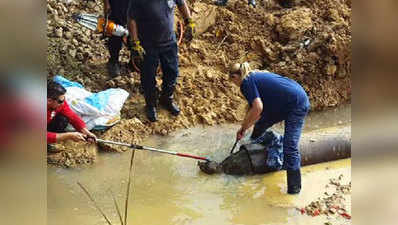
[54,75,129,130]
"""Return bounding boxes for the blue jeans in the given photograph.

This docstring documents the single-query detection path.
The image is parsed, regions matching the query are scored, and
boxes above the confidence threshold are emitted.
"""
[141,42,179,105]
[251,105,309,171]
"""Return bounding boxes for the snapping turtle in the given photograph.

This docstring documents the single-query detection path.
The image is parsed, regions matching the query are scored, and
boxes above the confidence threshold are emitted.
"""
[198,143,278,175]
[198,130,282,175]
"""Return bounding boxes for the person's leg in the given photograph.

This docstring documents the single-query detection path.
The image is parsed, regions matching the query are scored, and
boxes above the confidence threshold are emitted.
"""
[214,0,228,6]
[141,47,160,122]
[106,1,128,78]
[158,43,180,116]
[283,108,308,194]
[47,114,69,133]
[47,114,69,152]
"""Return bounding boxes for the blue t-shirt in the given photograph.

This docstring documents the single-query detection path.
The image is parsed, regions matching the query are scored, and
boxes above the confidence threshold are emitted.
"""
[128,0,185,48]
[240,72,310,124]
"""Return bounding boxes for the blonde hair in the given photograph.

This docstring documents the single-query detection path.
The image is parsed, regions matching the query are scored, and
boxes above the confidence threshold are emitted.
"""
[229,62,252,78]
[229,62,270,79]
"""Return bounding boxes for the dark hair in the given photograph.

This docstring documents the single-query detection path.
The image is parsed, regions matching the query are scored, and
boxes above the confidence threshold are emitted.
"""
[47,80,66,99]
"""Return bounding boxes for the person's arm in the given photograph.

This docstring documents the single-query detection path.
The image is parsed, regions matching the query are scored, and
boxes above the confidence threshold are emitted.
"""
[127,0,139,41]
[177,0,192,20]
[56,132,86,142]
[237,98,263,140]
[241,98,263,130]
[47,131,86,143]
[128,19,139,41]
[103,0,111,16]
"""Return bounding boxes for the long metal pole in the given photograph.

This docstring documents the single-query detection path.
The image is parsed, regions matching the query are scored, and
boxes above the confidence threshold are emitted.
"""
[97,139,209,161]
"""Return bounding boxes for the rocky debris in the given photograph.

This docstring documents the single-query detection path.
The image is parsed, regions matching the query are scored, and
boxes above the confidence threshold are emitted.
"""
[47,0,351,166]
[47,140,97,168]
[298,174,351,221]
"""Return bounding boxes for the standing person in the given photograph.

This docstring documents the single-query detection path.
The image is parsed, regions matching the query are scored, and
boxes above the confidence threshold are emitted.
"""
[47,81,96,148]
[228,62,310,194]
[103,0,130,78]
[214,0,256,7]
[127,0,195,122]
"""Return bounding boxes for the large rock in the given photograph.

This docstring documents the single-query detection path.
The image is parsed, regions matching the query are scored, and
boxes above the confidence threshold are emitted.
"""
[191,3,217,35]
[276,8,313,41]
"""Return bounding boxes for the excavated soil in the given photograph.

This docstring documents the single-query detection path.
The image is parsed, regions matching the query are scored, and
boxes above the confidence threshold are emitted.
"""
[47,0,351,167]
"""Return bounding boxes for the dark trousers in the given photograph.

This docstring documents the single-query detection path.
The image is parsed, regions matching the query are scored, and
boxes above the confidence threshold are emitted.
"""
[141,42,179,106]
[47,114,69,133]
[251,106,309,171]
[106,0,129,62]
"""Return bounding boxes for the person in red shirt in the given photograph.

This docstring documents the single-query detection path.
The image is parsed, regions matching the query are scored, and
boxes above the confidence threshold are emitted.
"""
[47,80,96,146]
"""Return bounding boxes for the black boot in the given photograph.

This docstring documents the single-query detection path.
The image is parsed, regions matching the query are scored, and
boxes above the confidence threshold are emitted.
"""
[159,95,180,116]
[145,105,157,122]
[214,0,228,6]
[107,60,121,78]
[287,169,301,194]
[278,0,294,8]
[248,0,256,7]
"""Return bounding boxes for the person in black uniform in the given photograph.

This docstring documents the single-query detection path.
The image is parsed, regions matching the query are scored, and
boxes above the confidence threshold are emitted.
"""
[103,0,129,77]
[127,0,195,122]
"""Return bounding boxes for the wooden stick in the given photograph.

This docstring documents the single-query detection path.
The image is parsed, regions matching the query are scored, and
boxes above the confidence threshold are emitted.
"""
[124,149,136,225]
[77,182,113,225]
[216,35,229,53]
[109,188,124,225]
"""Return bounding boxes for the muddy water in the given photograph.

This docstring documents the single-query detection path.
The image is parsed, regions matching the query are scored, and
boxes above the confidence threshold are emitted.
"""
[48,105,351,225]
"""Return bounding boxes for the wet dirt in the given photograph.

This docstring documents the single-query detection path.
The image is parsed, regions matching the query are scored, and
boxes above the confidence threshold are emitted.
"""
[47,0,351,167]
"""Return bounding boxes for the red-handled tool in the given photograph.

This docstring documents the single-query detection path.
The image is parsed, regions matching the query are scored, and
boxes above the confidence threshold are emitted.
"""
[97,139,209,161]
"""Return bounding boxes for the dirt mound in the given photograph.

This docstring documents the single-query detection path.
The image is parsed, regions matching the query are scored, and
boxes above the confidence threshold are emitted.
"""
[47,0,351,166]
[47,140,97,168]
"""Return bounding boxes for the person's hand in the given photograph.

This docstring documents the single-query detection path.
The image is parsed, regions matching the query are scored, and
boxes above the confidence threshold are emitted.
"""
[184,18,196,42]
[129,38,145,61]
[85,131,97,143]
[68,132,87,142]
[236,127,246,141]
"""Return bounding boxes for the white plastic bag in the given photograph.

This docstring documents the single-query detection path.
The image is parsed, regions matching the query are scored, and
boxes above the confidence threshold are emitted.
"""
[54,75,129,130]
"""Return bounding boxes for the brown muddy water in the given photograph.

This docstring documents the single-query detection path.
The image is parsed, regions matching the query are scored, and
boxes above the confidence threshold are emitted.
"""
[48,105,351,225]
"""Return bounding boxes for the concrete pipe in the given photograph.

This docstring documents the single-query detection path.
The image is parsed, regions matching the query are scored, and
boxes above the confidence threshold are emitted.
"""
[198,125,351,175]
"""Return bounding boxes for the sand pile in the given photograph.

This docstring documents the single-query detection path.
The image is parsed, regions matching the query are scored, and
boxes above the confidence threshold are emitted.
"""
[47,0,351,166]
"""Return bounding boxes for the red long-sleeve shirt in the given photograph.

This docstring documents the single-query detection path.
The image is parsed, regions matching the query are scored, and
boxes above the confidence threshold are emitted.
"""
[47,100,86,143]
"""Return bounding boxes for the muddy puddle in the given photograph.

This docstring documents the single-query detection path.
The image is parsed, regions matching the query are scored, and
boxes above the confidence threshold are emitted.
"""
[48,105,351,225]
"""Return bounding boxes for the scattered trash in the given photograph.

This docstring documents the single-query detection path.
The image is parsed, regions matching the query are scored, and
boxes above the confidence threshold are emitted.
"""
[298,175,351,220]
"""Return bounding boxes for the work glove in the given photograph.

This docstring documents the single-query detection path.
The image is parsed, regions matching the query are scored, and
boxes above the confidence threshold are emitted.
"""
[184,18,196,42]
[129,38,145,61]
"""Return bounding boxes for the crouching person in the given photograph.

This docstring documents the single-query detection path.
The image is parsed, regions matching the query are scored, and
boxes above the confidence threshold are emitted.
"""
[47,81,96,151]
[228,62,310,194]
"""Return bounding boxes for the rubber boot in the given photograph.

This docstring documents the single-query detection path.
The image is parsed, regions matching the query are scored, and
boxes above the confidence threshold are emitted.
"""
[159,95,180,116]
[145,105,157,122]
[107,59,121,78]
[144,91,158,122]
[214,0,228,6]
[287,169,301,194]
[278,0,294,8]
[248,0,256,7]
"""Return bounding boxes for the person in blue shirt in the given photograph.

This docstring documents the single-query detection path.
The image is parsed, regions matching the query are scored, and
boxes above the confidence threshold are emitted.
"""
[127,0,195,122]
[229,62,310,194]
